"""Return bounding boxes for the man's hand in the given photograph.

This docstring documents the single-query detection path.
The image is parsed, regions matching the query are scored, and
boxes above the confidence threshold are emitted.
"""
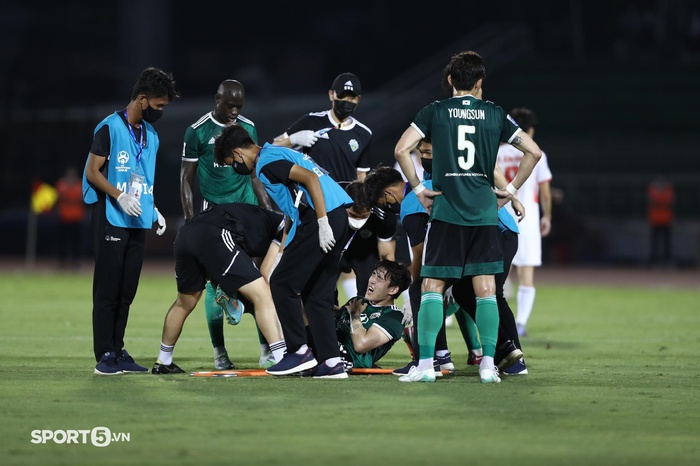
[541,216,551,236]
[155,207,166,235]
[345,297,368,320]
[317,216,335,253]
[289,130,318,148]
[510,196,526,222]
[117,192,142,217]
[415,186,442,214]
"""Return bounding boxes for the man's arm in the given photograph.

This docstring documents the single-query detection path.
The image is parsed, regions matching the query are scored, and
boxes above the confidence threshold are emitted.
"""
[287,166,327,218]
[539,180,552,237]
[85,154,122,199]
[250,170,272,210]
[507,130,542,192]
[345,299,391,353]
[180,160,197,221]
[377,239,395,261]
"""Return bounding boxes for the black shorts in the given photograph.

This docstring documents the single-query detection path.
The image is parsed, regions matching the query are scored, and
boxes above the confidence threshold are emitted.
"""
[421,220,503,279]
[174,223,261,296]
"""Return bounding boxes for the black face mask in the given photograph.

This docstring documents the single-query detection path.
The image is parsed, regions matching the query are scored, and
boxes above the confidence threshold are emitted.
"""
[142,103,163,123]
[232,159,252,176]
[421,158,432,175]
[384,201,401,215]
[333,100,357,121]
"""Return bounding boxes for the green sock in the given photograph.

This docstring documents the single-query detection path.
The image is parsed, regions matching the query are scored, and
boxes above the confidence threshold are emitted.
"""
[417,292,444,364]
[475,295,499,358]
[255,320,267,345]
[205,282,226,349]
[455,308,481,352]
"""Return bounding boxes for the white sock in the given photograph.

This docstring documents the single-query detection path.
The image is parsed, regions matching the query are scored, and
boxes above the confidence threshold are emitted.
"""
[342,278,357,299]
[435,350,449,358]
[214,346,227,358]
[269,341,286,363]
[325,357,341,367]
[516,285,536,327]
[417,357,433,372]
[480,355,495,371]
[295,344,308,355]
[158,342,174,365]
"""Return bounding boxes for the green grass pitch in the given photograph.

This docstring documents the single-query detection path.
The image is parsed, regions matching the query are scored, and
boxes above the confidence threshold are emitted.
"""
[1,269,699,465]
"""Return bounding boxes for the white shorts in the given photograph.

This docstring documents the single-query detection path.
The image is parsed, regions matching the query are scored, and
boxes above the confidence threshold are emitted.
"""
[509,203,542,267]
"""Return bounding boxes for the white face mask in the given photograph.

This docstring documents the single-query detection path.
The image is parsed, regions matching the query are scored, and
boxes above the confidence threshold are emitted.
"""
[348,216,369,231]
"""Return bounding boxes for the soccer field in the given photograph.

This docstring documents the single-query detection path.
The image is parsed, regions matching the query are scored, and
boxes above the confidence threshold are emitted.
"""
[1,265,699,466]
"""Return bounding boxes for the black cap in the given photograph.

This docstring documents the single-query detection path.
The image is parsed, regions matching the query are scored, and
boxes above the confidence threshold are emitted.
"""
[331,73,361,97]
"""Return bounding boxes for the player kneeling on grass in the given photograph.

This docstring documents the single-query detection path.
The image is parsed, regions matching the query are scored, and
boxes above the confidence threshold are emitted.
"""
[333,260,411,373]
[152,203,287,374]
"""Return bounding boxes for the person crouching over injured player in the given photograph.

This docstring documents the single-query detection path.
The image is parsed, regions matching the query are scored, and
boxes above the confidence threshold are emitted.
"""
[151,203,287,374]
[330,259,411,373]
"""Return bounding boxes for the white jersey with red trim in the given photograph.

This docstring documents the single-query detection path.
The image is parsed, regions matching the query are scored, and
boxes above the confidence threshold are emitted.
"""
[497,144,552,266]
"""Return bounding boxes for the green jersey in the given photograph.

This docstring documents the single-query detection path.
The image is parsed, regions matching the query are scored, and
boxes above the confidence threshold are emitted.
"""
[412,95,520,226]
[336,303,404,369]
[182,112,259,205]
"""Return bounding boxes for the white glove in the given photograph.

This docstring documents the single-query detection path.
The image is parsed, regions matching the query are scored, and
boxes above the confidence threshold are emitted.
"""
[117,192,142,217]
[289,130,318,148]
[155,207,166,235]
[317,216,335,253]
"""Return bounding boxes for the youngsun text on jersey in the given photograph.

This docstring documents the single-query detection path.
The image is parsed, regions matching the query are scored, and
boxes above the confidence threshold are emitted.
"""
[448,108,486,120]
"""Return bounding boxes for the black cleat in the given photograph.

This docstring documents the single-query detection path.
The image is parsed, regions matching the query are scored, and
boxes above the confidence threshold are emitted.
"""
[151,361,185,374]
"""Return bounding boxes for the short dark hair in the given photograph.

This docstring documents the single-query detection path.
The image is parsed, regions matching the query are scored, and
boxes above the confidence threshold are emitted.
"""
[375,259,411,299]
[363,166,405,205]
[214,124,255,165]
[444,50,486,91]
[131,67,179,101]
[509,107,538,132]
[344,180,371,212]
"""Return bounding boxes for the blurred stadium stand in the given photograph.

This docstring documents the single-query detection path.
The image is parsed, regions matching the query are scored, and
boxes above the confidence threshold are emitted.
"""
[2,1,699,266]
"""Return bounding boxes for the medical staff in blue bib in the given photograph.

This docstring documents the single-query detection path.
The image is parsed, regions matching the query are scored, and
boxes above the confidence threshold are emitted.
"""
[83,67,179,375]
[214,124,353,379]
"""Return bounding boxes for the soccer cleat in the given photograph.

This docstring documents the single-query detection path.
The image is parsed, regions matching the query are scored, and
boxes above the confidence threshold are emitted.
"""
[266,349,317,376]
[258,351,276,369]
[435,352,455,373]
[398,366,436,383]
[94,352,123,375]
[467,351,483,366]
[392,360,417,376]
[116,349,148,373]
[214,352,235,370]
[502,358,528,375]
[479,367,501,384]
[215,285,245,325]
[313,362,348,379]
[151,361,185,374]
[497,341,524,371]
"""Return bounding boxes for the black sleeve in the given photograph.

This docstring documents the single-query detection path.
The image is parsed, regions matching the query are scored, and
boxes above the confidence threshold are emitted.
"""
[355,142,372,171]
[260,160,295,184]
[373,210,398,240]
[90,125,111,156]
[402,213,429,247]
